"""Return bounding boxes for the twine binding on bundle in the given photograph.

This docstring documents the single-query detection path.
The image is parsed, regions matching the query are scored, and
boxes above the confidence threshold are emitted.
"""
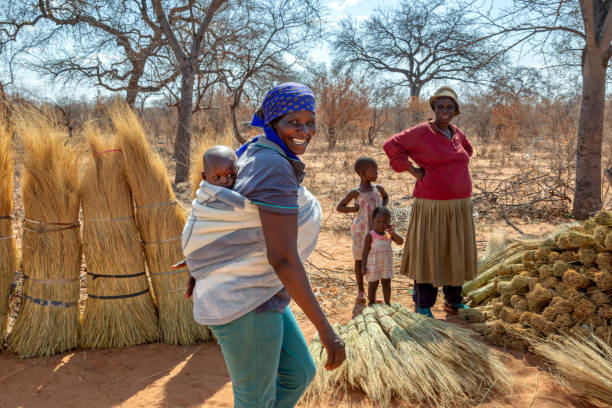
[23,295,78,308]
[87,288,150,300]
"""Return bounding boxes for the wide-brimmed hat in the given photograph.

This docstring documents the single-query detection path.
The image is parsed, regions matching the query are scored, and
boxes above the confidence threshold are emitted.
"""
[429,87,460,115]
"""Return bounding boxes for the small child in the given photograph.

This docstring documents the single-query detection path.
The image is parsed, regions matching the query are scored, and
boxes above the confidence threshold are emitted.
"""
[336,157,389,303]
[361,206,403,306]
[175,145,238,298]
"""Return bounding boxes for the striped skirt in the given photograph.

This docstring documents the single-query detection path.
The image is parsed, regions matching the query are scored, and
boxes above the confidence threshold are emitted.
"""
[400,198,477,286]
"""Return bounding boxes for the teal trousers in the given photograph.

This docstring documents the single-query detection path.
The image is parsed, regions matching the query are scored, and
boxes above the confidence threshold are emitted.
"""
[209,307,316,408]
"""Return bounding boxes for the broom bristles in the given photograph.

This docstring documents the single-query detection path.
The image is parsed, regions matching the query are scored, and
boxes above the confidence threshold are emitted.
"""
[0,110,15,341]
[304,304,510,407]
[79,123,160,349]
[8,107,81,358]
[533,333,612,405]
[110,103,211,345]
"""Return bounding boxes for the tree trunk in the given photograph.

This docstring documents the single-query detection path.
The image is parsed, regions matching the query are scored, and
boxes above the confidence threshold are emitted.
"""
[367,126,375,145]
[572,47,607,219]
[327,128,337,148]
[230,94,247,145]
[125,66,144,108]
[174,65,195,184]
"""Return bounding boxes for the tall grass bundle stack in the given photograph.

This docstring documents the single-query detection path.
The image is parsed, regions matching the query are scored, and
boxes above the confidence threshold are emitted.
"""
[8,108,81,358]
[304,304,509,407]
[532,334,612,405]
[79,125,159,349]
[0,113,15,341]
[110,105,211,345]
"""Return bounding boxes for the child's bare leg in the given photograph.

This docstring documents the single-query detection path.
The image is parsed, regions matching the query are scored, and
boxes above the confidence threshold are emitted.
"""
[367,280,379,306]
[355,260,365,298]
[381,279,391,305]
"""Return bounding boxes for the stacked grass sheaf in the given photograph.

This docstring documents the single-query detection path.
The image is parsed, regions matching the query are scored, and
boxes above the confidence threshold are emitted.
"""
[532,333,612,405]
[461,212,612,349]
[111,105,211,345]
[0,113,16,342]
[79,125,160,349]
[8,109,81,357]
[304,304,509,407]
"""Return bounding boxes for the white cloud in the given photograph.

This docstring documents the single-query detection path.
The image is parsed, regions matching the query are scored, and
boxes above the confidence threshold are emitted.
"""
[328,0,364,11]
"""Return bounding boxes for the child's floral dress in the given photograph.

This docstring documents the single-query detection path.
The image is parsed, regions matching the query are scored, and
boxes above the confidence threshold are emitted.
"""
[365,230,394,282]
[351,188,382,260]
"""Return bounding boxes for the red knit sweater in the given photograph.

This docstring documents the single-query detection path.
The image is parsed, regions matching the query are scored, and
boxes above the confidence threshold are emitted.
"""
[383,121,473,200]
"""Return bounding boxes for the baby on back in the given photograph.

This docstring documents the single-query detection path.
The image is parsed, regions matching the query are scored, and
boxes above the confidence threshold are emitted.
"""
[175,145,238,297]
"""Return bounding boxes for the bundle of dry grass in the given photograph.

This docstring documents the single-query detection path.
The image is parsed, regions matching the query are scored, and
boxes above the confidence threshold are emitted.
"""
[532,333,612,405]
[303,304,509,407]
[8,108,81,358]
[462,216,612,350]
[0,112,15,342]
[79,124,159,349]
[110,104,211,345]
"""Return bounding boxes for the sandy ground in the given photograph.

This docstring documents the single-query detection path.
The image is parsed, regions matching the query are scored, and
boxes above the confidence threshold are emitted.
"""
[0,226,606,408]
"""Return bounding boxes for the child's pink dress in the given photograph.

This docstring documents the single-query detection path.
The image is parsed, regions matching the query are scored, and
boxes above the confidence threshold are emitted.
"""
[351,188,382,260]
[365,230,394,282]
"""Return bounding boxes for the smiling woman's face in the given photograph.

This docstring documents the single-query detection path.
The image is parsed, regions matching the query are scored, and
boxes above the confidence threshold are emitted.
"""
[272,110,316,155]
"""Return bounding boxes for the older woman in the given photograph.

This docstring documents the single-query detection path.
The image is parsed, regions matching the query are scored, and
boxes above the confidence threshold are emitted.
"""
[383,87,476,318]
[184,83,345,408]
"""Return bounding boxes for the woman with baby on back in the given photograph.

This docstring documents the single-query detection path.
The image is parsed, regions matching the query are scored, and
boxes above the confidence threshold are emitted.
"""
[182,82,345,407]
[337,157,389,304]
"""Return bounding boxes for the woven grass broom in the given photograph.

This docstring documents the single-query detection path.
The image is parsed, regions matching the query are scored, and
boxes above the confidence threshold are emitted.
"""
[79,124,160,349]
[110,104,211,345]
[8,108,81,358]
[0,112,15,342]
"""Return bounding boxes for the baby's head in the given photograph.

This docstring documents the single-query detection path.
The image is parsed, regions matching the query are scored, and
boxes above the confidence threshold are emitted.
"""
[201,145,238,189]
[354,157,378,182]
[372,206,391,232]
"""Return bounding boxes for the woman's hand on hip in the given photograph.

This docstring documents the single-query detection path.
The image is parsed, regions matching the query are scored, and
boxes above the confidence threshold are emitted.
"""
[411,166,425,180]
[320,327,346,370]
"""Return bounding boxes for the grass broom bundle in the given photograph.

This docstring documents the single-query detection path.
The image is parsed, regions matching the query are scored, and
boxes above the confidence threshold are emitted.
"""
[0,112,15,342]
[110,104,211,345]
[390,304,509,399]
[8,108,81,358]
[79,125,159,349]
[305,304,510,407]
[532,333,612,405]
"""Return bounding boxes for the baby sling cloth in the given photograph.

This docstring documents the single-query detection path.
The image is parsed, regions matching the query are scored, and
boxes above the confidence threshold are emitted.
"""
[182,181,322,325]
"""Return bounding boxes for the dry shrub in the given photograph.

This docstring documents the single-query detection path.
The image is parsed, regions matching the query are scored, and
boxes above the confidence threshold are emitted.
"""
[8,107,81,358]
[79,124,159,349]
[110,103,211,345]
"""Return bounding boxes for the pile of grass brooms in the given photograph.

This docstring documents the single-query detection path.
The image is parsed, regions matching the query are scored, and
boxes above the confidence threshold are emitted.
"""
[459,213,612,405]
[304,304,509,407]
[460,211,611,350]
[0,105,212,358]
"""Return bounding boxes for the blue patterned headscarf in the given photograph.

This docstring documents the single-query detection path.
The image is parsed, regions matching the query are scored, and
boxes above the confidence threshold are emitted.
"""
[237,82,315,160]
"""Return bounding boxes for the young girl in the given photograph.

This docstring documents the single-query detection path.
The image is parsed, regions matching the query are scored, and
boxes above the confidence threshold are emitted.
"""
[361,206,403,306]
[337,157,388,303]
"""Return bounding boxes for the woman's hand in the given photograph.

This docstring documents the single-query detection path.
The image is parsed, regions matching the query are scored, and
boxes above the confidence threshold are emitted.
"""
[319,327,346,370]
[411,167,425,180]
[185,276,195,299]
[351,203,360,213]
